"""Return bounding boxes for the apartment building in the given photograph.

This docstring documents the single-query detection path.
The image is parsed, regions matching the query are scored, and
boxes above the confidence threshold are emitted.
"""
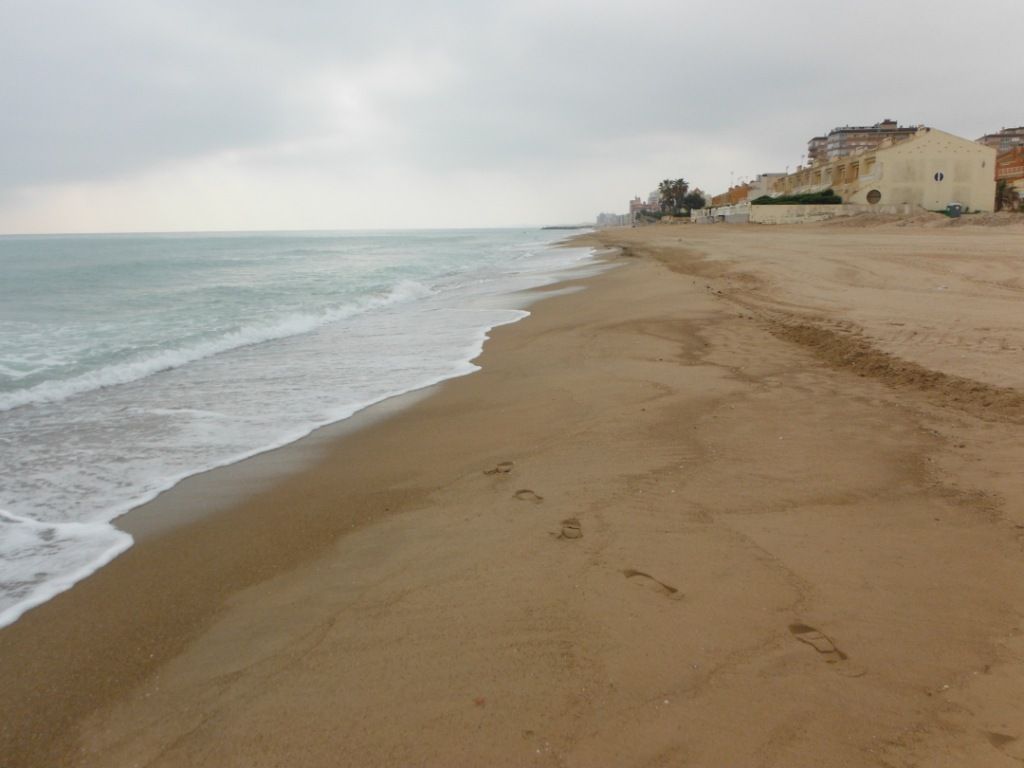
[996,147,1024,182]
[977,127,1024,153]
[629,193,660,218]
[807,136,828,164]
[596,212,630,227]
[807,119,917,163]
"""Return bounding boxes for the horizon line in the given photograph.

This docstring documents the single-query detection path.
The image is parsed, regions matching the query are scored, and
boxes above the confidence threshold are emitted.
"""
[0,223,595,238]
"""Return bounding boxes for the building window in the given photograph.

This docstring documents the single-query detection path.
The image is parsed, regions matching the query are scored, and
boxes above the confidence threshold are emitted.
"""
[867,189,882,204]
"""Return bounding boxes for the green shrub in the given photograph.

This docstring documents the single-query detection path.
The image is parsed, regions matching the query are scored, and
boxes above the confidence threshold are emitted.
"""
[751,189,842,205]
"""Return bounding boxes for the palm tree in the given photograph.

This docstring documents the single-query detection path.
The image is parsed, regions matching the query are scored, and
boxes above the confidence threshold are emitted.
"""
[658,179,675,213]
[658,178,690,214]
[670,179,689,212]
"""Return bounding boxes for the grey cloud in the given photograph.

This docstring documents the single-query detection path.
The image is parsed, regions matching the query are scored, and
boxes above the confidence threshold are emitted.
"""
[1,2,318,187]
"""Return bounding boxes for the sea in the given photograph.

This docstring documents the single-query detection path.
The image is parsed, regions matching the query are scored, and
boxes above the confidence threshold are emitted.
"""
[0,228,599,627]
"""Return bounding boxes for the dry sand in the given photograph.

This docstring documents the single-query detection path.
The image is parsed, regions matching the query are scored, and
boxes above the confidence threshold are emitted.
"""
[2,222,1023,766]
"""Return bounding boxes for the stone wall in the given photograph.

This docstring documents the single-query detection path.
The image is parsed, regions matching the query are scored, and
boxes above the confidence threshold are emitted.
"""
[749,203,915,224]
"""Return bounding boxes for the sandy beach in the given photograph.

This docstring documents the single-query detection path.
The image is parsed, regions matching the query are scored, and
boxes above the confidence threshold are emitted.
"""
[3,221,1024,767]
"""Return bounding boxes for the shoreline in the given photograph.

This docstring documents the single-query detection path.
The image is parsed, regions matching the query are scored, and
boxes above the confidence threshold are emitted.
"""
[0,242,604,626]
[119,272,605,543]
[4,224,1024,766]
[0,257,617,766]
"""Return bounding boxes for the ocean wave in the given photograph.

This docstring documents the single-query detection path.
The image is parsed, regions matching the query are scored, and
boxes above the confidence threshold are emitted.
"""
[0,363,39,380]
[0,279,433,413]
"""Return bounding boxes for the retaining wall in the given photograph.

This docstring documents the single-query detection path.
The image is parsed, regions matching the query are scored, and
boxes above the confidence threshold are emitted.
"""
[749,203,915,224]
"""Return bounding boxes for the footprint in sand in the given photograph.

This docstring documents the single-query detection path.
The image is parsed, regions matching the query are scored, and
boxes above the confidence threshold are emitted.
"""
[557,517,582,539]
[789,623,865,677]
[484,461,514,476]
[514,489,543,503]
[623,569,682,600]
[985,731,1019,753]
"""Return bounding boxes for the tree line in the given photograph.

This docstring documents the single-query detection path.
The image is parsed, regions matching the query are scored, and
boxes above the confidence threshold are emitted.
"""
[658,178,706,215]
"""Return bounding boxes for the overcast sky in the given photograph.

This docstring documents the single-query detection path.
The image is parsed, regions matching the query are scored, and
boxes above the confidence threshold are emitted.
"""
[1,0,1021,233]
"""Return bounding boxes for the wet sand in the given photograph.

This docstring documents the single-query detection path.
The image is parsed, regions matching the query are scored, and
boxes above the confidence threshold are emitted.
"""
[2,222,1024,766]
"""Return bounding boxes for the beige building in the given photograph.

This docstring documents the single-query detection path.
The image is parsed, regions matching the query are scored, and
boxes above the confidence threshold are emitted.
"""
[775,128,996,212]
[747,172,787,199]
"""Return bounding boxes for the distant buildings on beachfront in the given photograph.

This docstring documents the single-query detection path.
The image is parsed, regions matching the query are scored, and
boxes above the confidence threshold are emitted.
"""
[774,128,995,209]
[596,118,1023,227]
[710,173,785,207]
[695,125,998,223]
[976,126,1024,153]
[694,119,1023,223]
[596,212,630,227]
[595,189,704,227]
[628,191,662,218]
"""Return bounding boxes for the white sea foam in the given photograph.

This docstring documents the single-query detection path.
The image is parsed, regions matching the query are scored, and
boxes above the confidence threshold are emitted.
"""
[0,508,133,628]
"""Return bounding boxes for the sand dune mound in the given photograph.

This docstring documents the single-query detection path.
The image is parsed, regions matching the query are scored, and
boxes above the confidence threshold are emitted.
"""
[824,210,1024,229]
[948,211,1024,227]
[897,211,955,227]
[769,319,1024,423]
[821,212,908,228]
